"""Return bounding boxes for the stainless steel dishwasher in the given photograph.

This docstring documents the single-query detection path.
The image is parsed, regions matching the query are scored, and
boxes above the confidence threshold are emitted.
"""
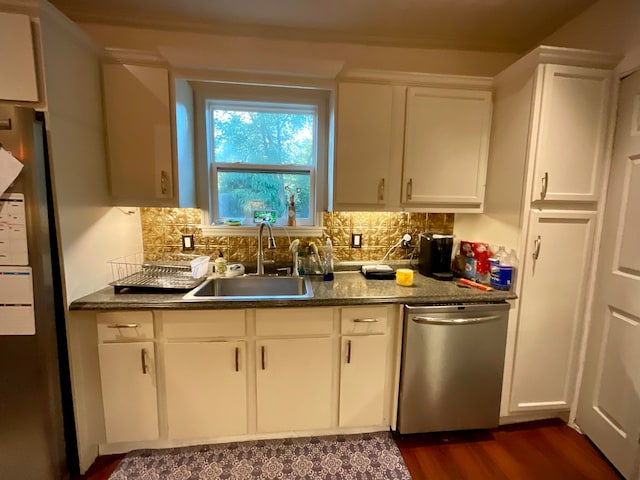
[397,303,510,434]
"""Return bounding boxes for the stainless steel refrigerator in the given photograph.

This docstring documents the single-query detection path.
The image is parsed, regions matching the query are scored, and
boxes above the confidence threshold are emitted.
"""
[0,106,77,478]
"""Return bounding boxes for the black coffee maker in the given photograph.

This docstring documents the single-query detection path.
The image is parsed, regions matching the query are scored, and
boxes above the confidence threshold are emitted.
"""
[418,233,455,281]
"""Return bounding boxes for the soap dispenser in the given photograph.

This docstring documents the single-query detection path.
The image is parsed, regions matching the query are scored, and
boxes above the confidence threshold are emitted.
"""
[214,251,227,275]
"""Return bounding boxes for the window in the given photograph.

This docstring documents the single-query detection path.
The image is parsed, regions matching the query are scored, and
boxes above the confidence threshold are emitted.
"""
[195,83,329,230]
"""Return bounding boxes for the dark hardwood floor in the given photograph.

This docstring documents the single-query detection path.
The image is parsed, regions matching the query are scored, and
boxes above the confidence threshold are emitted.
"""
[77,419,622,479]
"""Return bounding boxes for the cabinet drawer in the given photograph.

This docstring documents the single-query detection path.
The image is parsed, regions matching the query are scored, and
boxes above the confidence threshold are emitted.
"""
[256,307,333,336]
[162,310,246,339]
[97,312,153,342]
[341,306,387,334]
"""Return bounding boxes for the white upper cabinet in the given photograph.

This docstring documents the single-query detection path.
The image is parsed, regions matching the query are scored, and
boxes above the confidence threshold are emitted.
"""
[334,73,492,212]
[334,83,395,209]
[102,64,196,207]
[0,13,39,102]
[530,65,611,203]
[402,87,492,209]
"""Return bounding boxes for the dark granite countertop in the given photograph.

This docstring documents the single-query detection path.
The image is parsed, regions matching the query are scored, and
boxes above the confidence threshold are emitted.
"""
[69,271,516,311]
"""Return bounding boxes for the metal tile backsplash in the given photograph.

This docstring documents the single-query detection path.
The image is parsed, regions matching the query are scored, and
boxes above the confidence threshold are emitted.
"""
[140,208,454,264]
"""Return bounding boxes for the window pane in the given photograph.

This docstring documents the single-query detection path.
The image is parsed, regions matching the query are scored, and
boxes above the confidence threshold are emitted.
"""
[217,170,311,223]
[213,108,315,166]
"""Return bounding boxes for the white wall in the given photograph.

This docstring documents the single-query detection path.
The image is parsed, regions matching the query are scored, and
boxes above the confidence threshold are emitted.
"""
[543,0,640,74]
[39,4,143,304]
[79,23,519,78]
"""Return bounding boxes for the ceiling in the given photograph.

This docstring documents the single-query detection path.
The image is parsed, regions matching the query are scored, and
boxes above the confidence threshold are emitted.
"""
[48,0,597,53]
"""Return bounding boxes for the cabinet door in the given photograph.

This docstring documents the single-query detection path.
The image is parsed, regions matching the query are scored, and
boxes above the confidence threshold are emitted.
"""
[256,337,333,432]
[102,64,173,205]
[339,335,388,427]
[164,342,247,439]
[98,342,159,443]
[0,13,38,102]
[402,87,492,208]
[510,211,595,412]
[334,83,394,209]
[531,65,611,203]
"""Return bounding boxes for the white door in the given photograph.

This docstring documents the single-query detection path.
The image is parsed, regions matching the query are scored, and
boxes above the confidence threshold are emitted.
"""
[576,70,640,479]
[98,342,159,443]
[510,210,595,412]
[164,342,247,439]
[334,83,393,208]
[339,335,388,427]
[256,337,333,432]
[531,65,611,203]
[402,87,491,207]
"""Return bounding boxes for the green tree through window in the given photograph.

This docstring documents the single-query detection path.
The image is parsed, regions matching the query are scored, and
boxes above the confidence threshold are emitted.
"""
[211,106,315,222]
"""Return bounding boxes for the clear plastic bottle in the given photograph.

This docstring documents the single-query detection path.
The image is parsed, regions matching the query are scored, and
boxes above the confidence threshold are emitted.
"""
[490,246,512,290]
[323,238,334,281]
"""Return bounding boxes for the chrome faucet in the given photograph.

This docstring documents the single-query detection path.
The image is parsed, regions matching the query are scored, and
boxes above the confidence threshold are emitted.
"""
[256,220,276,275]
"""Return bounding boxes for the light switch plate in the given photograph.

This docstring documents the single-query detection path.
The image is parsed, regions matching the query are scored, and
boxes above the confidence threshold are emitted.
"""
[351,233,362,248]
[182,234,195,251]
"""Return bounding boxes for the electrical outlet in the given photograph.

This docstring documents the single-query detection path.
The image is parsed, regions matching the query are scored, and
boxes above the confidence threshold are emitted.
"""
[182,234,195,251]
[401,233,412,249]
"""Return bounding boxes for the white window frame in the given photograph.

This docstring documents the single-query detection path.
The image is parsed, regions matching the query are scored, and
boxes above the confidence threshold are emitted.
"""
[193,82,330,236]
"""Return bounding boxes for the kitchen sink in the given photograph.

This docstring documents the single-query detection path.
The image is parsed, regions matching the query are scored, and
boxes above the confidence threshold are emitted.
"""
[183,275,314,300]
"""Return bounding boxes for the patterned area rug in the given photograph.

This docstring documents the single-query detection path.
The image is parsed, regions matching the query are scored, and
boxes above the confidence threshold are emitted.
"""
[108,431,412,479]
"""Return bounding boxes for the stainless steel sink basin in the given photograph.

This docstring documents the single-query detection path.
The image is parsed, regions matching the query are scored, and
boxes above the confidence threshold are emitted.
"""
[183,275,314,300]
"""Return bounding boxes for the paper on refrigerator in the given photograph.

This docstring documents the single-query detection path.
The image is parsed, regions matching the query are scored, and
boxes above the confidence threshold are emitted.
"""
[0,266,35,335]
[0,148,23,196]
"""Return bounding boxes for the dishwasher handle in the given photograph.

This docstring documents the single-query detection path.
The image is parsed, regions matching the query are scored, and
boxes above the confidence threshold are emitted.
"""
[411,314,502,325]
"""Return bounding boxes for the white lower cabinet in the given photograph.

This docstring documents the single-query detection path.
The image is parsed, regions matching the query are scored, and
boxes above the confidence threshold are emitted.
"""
[164,341,247,439]
[339,335,388,427]
[256,337,333,432]
[510,210,596,411]
[96,306,397,448]
[98,342,159,443]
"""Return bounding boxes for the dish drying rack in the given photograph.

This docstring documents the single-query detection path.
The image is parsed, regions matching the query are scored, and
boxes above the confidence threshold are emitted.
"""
[108,253,209,293]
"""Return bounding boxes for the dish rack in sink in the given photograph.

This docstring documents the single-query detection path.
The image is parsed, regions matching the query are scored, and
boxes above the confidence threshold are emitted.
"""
[108,253,209,292]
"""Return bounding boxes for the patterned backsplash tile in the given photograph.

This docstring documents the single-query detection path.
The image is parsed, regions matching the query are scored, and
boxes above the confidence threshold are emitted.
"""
[141,208,454,264]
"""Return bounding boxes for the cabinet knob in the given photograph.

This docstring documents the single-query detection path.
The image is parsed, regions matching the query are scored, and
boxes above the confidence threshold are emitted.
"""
[141,348,149,374]
[235,347,240,372]
[346,339,352,364]
[261,345,266,370]
[407,178,413,201]
[379,178,385,202]
[540,172,548,200]
[160,170,169,196]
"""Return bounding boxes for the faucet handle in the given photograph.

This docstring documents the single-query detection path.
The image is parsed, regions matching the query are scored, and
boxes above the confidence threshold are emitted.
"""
[276,267,292,276]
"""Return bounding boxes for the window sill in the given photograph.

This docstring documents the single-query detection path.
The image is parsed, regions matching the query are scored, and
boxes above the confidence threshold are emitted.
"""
[200,225,324,237]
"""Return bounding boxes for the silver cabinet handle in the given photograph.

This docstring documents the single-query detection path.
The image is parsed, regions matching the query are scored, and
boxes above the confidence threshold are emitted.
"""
[160,170,169,195]
[261,345,266,370]
[379,178,385,202]
[107,323,139,329]
[353,318,378,323]
[540,172,548,200]
[407,178,413,201]
[141,348,149,374]
[412,315,501,325]
[346,339,352,364]
[235,347,239,372]
[533,235,541,260]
